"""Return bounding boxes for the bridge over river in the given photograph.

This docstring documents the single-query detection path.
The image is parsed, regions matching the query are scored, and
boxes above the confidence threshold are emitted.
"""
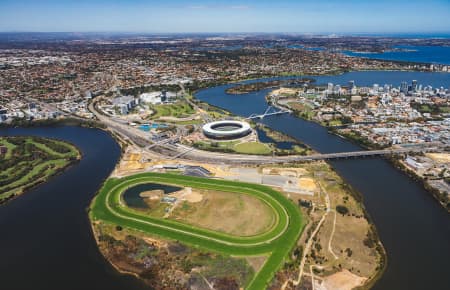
[89,98,445,164]
[166,142,444,165]
[246,106,291,120]
[289,145,442,161]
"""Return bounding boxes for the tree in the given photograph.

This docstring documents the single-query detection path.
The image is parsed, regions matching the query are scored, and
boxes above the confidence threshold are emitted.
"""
[336,205,349,216]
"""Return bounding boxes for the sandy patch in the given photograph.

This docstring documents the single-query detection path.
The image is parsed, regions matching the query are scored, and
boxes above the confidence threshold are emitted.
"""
[123,162,145,170]
[262,167,308,177]
[182,188,203,203]
[298,177,317,191]
[140,190,163,199]
[142,237,166,248]
[320,269,367,290]
[211,165,238,178]
[272,88,298,96]
[125,153,141,162]
[113,150,149,175]
[426,153,450,163]
[171,187,204,203]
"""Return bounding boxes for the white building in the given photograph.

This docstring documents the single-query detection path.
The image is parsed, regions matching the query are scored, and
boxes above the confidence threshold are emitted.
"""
[140,92,163,104]
[112,95,138,114]
[140,91,178,104]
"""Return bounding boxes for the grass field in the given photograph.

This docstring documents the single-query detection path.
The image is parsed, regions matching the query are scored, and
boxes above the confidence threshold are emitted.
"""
[90,173,305,290]
[0,136,80,202]
[170,189,277,237]
[233,141,272,155]
[193,140,273,155]
[150,101,195,119]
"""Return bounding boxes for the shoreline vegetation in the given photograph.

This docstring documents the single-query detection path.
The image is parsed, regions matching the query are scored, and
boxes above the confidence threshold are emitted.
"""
[0,117,106,129]
[225,78,315,95]
[91,129,385,290]
[3,71,427,288]
[89,173,305,290]
[333,171,388,290]
[0,135,81,204]
[264,84,449,211]
[329,128,450,211]
[390,157,450,211]
[90,221,256,289]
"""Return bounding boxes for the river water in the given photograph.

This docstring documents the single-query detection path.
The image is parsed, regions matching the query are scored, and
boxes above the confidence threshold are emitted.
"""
[195,71,450,290]
[341,45,450,65]
[0,126,147,290]
[0,71,449,290]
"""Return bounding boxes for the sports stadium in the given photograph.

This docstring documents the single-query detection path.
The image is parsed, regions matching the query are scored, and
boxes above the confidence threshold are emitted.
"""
[202,120,252,139]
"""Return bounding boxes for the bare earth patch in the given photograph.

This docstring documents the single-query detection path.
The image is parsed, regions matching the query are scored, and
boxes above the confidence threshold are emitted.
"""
[320,269,367,290]
[171,187,204,203]
[426,153,450,163]
[262,167,308,177]
[298,177,317,191]
[170,190,276,237]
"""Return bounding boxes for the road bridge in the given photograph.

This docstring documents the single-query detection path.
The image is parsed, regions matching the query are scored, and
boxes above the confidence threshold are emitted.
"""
[289,146,438,161]
[88,98,445,165]
[171,143,442,164]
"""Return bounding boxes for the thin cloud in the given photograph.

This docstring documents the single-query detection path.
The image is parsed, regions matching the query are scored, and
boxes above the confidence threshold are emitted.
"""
[230,5,250,10]
[187,5,251,10]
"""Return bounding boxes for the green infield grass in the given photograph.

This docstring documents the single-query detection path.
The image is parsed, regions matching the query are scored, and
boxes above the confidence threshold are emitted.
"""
[90,172,305,290]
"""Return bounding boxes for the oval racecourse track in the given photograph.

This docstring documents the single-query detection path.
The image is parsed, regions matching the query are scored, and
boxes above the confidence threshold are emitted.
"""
[90,172,305,290]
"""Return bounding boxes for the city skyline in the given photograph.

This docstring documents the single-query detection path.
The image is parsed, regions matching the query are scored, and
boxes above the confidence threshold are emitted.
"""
[1,0,450,33]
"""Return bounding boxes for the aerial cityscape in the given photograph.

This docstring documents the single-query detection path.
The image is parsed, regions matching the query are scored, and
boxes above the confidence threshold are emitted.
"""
[0,1,449,290]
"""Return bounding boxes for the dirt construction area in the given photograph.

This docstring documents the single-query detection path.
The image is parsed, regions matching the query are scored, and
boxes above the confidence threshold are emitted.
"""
[426,153,450,163]
[112,147,154,177]
[214,166,318,196]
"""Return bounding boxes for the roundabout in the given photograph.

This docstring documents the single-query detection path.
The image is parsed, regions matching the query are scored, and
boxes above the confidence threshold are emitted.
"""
[90,172,304,290]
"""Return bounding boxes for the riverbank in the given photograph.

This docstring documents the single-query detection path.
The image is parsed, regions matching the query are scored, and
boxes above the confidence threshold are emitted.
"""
[0,135,81,204]
[0,126,143,290]
[0,117,106,130]
[329,128,450,211]
[193,71,450,290]
[91,220,256,289]
[390,157,450,211]
[225,78,315,95]
[90,134,385,290]
[261,162,386,290]
[266,83,449,211]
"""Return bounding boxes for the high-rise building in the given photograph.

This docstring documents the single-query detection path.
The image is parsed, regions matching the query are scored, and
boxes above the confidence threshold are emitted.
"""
[411,80,418,92]
[161,90,167,102]
[334,85,341,95]
[373,84,379,93]
[400,81,408,93]
[327,83,334,93]
[348,80,355,90]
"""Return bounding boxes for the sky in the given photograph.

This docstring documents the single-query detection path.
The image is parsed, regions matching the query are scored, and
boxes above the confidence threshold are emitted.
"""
[0,0,450,34]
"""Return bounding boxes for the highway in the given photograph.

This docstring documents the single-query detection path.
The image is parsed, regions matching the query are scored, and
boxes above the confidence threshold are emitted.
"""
[170,143,442,164]
[88,97,445,165]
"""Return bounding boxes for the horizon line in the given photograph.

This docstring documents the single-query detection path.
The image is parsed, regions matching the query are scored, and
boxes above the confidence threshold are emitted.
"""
[1,31,450,35]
